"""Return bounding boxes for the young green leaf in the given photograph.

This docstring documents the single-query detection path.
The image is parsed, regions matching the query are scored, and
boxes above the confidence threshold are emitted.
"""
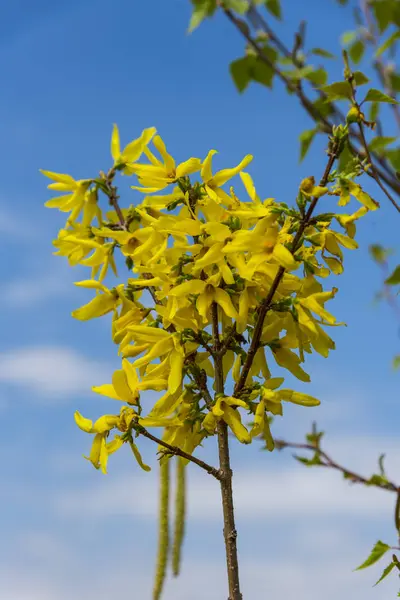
[320,81,352,100]
[354,541,391,570]
[363,89,399,104]
[349,39,365,64]
[341,31,357,46]
[374,561,396,586]
[375,31,400,58]
[230,57,252,92]
[310,47,335,59]
[224,0,249,13]
[299,128,317,162]
[369,136,397,152]
[188,0,217,33]
[265,0,281,19]
[385,265,400,285]
[372,0,393,33]
[353,71,369,85]
[393,355,400,370]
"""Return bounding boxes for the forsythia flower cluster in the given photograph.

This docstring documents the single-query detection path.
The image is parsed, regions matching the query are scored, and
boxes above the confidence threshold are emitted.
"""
[42,124,377,474]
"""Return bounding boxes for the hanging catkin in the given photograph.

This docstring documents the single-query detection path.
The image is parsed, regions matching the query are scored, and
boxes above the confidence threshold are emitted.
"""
[153,458,170,600]
[172,456,186,576]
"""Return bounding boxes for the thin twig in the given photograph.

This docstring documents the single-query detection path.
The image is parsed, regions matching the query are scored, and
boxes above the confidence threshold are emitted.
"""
[234,146,339,396]
[212,302,242,600]
[274,438,398,492]
[222,5,400,204]
[134,422,222,479]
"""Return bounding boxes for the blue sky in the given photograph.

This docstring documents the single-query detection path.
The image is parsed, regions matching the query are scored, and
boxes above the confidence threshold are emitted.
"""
[1,0,400,598]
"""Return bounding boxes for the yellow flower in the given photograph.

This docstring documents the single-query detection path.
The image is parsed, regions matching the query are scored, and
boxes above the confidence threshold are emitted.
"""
[201,150,253,204]
[223,215,297,275]
[41,170,92,222]
[168,274,238,323]
[203,395,251,444]
[129,135,202,192]
[110,124,157,167]
[92,358,167,405]
[71,280,120,321]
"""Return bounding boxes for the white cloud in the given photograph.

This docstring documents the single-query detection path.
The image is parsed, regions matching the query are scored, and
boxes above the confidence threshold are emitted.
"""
[0,345,111,399]
[0,207,36,239]
[1,273,72,308]
[56,454,394,522]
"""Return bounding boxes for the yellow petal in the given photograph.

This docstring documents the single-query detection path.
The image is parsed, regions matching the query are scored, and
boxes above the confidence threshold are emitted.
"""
[111,124,121,161]
[212,154,253,187]
[152,135,175,172]
[129,440,151,471]
[278,389,320,407]
[223,406,251,444]
[169,279,207,297]
[72,294,116,321]
[92,414,120,433]
[272,244,297,271]
[213,288,238,319]
[201,150,218,182]
[40,170,76,184]
[168,349,184,395]
[176,158,202,178]
[92,383,122,401]
[148,390,184,418]
[122,127,157,163]
[74,411,93,432]
[112,369,138,404]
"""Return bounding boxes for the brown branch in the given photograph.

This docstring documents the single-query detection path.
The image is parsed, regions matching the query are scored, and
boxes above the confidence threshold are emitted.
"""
[357,122,400,213]
[234,146,338,396]
[361,0,400,131]
[212,302,242,600]
[133,422,221,479]
[274,437,398,492]
[222,5,400,205]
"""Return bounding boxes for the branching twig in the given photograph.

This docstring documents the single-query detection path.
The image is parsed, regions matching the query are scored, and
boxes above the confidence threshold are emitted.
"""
[134,422,222,479]
[274,438,398,492]
[234,143,339,396]
[222,5,400,205]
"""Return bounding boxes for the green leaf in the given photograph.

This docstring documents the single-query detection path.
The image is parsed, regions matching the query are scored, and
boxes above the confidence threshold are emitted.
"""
[363,88,399,104]
[355,541,391,570]
[389,72,400,93]
[369,243,390,264]
[230,57,252,92]
[368,474,390,487]
[375,31,400,57]
[385,265,400,285]
[349,39,365,64]
[386,148,400,171]
[305,68,327,86]
[224,0,249,13]
[393,355,400,370]
[369,100,380,122]
[299,128,317,162]
[230,52,276,92]
[320,81,352,100]
[188,0,217,33]
[310,47,335,59]
[341,31,357,46]
[265,0,281,19]
[251,56,276,87]
[373,0,393,33]
[374,561,396,586]
[353,71,369,85]
[368,136,397,152]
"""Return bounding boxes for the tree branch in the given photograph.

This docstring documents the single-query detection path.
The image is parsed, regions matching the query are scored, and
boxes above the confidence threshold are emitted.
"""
[212,302,242,600]
[133,422,222,479]
[234,145,339,396]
